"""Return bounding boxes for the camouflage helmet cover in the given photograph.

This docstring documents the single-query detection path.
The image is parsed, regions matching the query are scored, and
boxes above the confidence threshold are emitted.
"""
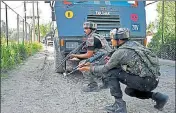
[110,28,130,40]
[83,21,97,30]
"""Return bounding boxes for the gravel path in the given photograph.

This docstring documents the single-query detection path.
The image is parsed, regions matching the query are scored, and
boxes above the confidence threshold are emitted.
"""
[1,46,175,113]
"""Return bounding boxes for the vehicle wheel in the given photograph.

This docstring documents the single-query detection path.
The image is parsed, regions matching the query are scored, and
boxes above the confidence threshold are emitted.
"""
[54,39,65,73]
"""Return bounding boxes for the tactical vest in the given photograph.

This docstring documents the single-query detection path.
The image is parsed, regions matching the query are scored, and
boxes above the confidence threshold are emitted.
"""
[91,33,113,53]
[119,41,160,78]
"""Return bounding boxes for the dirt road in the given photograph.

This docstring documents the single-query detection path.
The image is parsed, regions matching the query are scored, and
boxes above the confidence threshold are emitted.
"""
[1,46,175,113]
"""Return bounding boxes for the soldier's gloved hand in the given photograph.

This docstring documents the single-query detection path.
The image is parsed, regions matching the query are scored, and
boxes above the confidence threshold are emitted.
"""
[78,66,90,72]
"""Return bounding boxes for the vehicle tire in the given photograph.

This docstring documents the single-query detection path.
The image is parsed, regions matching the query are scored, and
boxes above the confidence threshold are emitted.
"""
[54,39,65,73]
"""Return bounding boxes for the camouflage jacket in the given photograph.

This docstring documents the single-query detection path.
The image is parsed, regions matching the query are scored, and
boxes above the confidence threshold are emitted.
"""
[86,31,113,54]
[90,41,160,78]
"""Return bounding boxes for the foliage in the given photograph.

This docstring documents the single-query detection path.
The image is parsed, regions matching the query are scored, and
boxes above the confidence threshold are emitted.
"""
[1,41,42,72]
[148,1,175,60]
[147,21,156,33]
[1,20,6,34]
[35,23,51,38]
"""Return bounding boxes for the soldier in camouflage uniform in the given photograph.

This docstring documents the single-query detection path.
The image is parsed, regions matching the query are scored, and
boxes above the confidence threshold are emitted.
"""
[70,21,113,92]
[78,28,169,113]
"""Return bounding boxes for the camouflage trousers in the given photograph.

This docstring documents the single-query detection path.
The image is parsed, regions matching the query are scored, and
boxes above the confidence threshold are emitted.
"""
[79,56,107,85]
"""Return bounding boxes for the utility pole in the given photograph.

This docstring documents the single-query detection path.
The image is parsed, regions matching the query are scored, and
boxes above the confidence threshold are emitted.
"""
[161,1,164,44]
[37,1,40,42]
[17,15,20,44]
[32,1,35,42]
[25,1,40,42]
[175,1,176,42]
[24,1,27,42]
[0,1,1,42]
[5,4,8,46]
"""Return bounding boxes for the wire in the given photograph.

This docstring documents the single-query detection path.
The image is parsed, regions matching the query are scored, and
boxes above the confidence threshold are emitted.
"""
[1,2,23,9]
[10,3,23,9]
[146,1,158,6]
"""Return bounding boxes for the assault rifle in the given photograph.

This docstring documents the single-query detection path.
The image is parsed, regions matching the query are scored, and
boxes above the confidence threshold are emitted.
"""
[63,52,105,76]
[58,41,86,68]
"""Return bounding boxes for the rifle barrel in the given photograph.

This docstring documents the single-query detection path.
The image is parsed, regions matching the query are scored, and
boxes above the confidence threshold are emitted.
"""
[57,41,86,68]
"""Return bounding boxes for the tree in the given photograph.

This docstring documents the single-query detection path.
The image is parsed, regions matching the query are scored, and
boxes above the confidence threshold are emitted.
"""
[148,1,175,60]
[1,20,6,38]
[147,22,155,32]
[35,22,51,39]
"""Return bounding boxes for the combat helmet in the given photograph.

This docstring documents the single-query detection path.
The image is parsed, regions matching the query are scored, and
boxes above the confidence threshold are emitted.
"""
[110,28,130,40]
[83,21,97,30]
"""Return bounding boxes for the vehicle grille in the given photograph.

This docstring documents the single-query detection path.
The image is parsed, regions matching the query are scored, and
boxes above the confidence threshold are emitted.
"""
[87,15,120,38]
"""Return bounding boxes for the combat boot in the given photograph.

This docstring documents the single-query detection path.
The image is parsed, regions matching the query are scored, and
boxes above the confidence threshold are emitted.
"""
[82,82,98,92]
[152,92,169,111]
[105,99,127,113]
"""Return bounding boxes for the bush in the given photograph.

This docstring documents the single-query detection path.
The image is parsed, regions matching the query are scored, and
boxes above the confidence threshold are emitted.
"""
[1,42,43,72]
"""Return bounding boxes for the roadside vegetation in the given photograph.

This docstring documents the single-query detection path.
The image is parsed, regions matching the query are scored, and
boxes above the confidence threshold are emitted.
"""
[1,37,42,73]
[147,1,175,60]
[1,22,53,74]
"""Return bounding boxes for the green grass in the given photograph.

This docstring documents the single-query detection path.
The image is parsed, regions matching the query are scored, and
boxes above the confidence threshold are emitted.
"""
[1,40,43,73]
[0,74,8,79]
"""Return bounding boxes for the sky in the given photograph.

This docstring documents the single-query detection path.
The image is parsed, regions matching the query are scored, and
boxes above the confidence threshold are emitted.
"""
[1,1,52,28]
[1,1,158,29]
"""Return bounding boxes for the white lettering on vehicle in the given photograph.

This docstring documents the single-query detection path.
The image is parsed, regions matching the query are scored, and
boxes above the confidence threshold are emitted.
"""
[132,25,139,31]
[95,11,110,15]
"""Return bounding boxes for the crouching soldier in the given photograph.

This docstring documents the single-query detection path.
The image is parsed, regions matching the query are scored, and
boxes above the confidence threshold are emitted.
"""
[70,21,113,92]
[78,28,169,113]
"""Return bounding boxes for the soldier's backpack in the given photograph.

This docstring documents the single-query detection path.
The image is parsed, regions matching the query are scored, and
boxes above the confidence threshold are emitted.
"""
[119,41,160,77]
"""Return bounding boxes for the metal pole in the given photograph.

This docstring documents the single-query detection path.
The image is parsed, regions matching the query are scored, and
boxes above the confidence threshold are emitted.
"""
[29,25,32,43]
[0,1,1,42]
[24,1,27,42]
[5,4,8,46]
[26,22,29,42]
[175,1,176,41]
[2,1,24,19]
[22,19,25,44]
[161,1,164,44]
[32,1,35,42]
[17,14,19,44]
[37,1,40,42]
[0,1,1,70]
